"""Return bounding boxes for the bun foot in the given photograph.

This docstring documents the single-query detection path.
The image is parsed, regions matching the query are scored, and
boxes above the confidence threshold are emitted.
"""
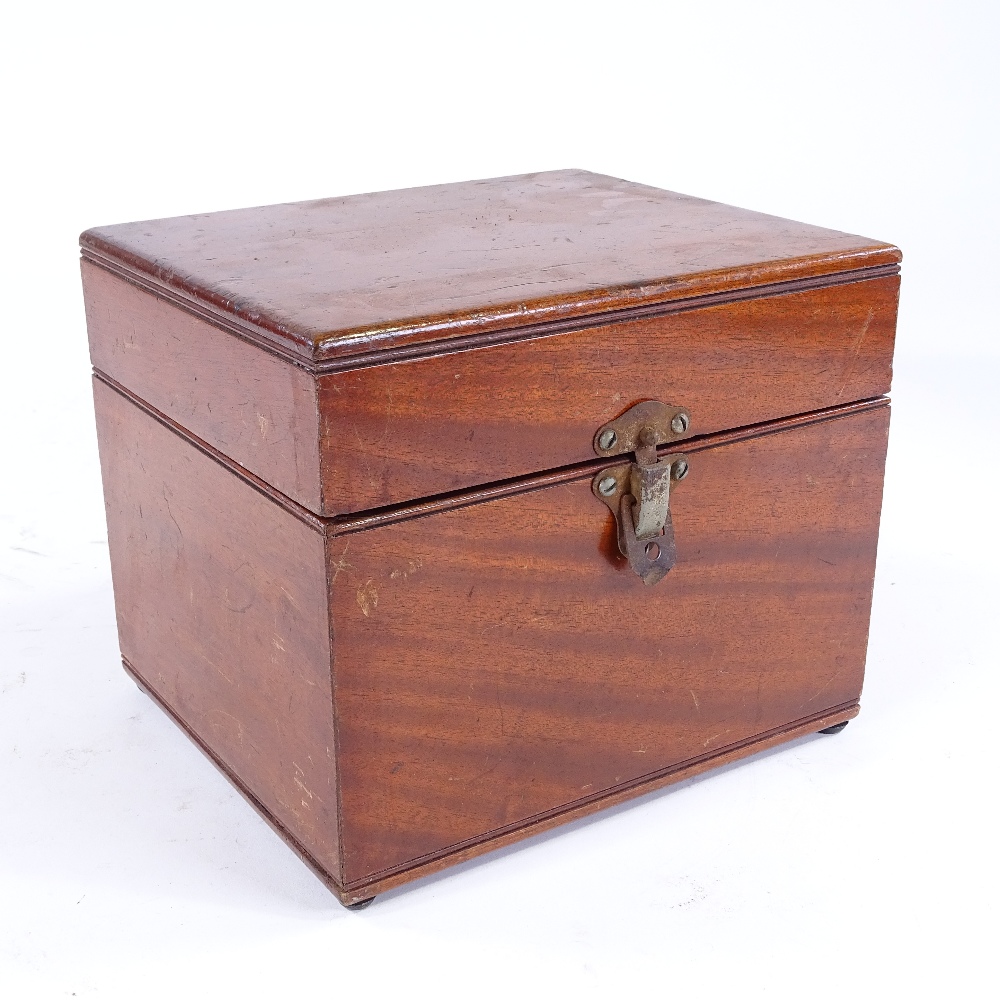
[819,720,849,735]
[345,896,376,910]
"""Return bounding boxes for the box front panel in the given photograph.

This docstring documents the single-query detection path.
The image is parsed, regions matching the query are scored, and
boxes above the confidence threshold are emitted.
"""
[331,404,889,885]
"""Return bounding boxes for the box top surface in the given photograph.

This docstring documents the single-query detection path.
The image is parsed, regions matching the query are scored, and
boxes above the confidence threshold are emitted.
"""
[81,169,900,367]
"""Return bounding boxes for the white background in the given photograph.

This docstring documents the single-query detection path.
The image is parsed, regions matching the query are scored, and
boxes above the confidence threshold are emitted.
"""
[1,2,997,997]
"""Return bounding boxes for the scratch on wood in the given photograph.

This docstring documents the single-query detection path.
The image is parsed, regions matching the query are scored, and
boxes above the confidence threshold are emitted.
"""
[836,307,874,397]
[804,672,838,705]
[356,579,378,617]
[330,541,352,584]
[161,487,183,540]
[389,557,423,580]
[463,759,501,784]
[293,762,316,801]
[495,681,507,738]
[205,708,246,746]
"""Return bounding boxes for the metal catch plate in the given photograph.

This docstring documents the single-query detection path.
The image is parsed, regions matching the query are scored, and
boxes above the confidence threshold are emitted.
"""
[593,401,691,458]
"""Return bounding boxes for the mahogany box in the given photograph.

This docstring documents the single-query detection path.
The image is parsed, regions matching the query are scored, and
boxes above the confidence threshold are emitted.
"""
[81,170,900,906]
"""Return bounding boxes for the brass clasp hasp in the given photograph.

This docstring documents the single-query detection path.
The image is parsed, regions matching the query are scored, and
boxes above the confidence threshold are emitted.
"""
[591,401,691,586]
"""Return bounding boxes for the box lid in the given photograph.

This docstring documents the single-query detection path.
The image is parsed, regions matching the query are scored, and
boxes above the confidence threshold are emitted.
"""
[82,170,901,517]
[80,169,900,371]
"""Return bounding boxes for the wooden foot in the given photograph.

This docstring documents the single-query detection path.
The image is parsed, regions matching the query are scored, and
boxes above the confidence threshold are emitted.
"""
[345,897,376,910]
[819,720,849,735]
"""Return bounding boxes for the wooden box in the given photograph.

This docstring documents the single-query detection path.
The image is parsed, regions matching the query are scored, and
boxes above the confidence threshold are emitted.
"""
[81,170,899,906]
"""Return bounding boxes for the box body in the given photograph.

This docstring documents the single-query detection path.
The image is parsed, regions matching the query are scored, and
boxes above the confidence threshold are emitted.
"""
[82,171,899,903]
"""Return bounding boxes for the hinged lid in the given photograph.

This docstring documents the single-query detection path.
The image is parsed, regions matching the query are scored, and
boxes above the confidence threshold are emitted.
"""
[81,170,900,517]
[81,170,899,370]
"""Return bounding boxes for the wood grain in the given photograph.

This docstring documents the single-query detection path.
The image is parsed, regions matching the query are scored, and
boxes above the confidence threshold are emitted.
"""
[83,259,323,512]
[81,171,899,903]
[336,700,861,904]
[317,274,898,513]
[91,371,890,900]
[84,257,898,516]
[80,169,900,364]
[93,377,341,881]
[329,403,890,885]
[126,652,859,907]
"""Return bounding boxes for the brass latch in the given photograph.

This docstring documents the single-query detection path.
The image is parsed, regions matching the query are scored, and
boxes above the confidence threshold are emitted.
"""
[591,401,691,586]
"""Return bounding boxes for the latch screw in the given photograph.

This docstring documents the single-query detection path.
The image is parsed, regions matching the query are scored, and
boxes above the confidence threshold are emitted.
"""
[598,476,618,496]
[672,459,689,481]
[670,413,690,434]
[598,429,618,450]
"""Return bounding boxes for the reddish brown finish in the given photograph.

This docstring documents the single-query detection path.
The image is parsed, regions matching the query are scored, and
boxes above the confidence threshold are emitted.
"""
[127,648,859,907]
[90,374,888,901]
[329,404,889,884]
[80,170,899,364]
[93,377,341,881]
[83,255,898,516]
[83,260,323,511]
[317,274,898,513]
[81,171,900,904]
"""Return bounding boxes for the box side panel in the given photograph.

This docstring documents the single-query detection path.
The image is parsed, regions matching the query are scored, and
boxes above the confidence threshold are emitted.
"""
[331,404,889,885]
[319,275,897,514]
[83,260,323,512]
[93,377,341,882]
